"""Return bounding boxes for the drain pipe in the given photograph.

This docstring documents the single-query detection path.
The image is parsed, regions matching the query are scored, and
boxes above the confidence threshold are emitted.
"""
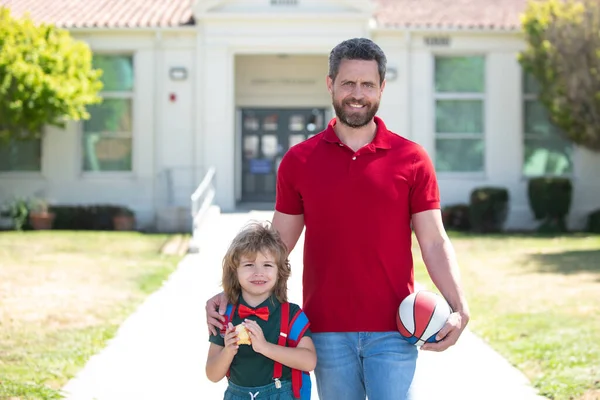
[152,30,163,231]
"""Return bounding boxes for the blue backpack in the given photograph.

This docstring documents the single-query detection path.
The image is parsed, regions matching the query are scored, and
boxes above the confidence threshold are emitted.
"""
[223,302,312,399]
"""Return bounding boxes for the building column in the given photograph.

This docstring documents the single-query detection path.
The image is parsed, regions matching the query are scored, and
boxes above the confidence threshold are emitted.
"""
[201,41,236,211]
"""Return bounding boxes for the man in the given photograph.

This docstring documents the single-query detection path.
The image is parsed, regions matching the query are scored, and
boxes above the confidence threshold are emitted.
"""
[206,37,470,400]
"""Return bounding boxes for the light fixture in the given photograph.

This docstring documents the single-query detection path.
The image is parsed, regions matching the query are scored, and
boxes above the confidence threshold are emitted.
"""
[169,67,187,81]
[386,67,398,82]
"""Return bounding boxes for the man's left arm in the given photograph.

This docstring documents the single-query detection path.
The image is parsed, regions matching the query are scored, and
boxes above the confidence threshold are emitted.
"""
[411,209,470,351]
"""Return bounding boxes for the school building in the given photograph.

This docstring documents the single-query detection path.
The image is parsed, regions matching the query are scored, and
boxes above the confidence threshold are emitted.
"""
[1,0,598,231]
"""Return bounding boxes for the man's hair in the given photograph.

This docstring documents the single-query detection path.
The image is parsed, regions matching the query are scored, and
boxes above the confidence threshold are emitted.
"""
[222,221,291,304]
[328,38,387,84]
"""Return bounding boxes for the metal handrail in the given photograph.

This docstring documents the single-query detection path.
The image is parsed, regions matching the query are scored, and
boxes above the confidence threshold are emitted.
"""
[190,166,216,228]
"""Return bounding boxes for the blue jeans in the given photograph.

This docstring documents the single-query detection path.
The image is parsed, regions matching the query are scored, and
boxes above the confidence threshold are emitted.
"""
[312,332,418,400]
[224,379,294,400]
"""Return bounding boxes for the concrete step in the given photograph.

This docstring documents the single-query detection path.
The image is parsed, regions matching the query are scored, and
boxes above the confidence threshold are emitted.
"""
[155,206,191,233]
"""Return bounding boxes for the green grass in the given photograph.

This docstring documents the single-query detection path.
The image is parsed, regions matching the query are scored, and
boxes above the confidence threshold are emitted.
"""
[0,231,184,399]
[413,232,600,400]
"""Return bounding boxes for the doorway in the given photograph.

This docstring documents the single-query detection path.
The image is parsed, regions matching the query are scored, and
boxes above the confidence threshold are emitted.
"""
[241,108,326,202]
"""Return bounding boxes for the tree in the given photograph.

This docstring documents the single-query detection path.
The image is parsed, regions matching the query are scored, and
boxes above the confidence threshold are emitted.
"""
[519,0,600,152]
[0,7,103,142]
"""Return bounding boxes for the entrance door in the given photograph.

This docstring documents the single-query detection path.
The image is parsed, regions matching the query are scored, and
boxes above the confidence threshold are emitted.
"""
[241,108,326,202]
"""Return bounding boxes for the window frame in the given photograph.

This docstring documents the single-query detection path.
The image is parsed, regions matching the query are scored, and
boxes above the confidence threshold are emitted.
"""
[80,53,136,177]
[433,54,487,177]
[521,74,574,178]
[0,134,44,177]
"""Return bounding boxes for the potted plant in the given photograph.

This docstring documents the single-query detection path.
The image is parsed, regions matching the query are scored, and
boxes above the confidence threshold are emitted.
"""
[28,198,55,230]
[2,197,29,231]
[112,207,135,231]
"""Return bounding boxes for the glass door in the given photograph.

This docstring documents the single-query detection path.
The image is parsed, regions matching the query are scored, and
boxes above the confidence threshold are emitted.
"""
[241,108,326,202]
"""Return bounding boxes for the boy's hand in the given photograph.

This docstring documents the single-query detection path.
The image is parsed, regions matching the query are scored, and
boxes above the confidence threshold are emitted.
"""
[243,320,269,354]
[223,322,239,356]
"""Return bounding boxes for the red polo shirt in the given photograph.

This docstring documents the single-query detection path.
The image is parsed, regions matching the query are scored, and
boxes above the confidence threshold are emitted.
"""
[275,117,440,333]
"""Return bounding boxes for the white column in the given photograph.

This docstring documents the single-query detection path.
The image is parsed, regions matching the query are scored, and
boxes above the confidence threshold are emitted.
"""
[485,52,535,229]
[410,50,434,152]
[202,41,235,211]
[485,52,522,183]
[373,35,406,138]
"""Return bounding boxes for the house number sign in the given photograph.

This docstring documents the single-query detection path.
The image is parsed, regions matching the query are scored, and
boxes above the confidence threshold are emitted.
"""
[424,36,451,47]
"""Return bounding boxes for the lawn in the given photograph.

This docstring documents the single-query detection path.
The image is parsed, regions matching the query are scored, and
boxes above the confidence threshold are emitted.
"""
[413,232,600,400]
[0,231,184,399]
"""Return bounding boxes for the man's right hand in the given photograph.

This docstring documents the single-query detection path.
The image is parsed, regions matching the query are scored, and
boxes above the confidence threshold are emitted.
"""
[206,292,228,336]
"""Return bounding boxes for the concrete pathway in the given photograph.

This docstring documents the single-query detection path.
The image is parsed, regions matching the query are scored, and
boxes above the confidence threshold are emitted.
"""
[61,208,546,400]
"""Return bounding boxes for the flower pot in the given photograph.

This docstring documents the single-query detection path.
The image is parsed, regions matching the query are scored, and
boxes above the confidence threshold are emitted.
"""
[29,212,55,230]
[113,215,135,231]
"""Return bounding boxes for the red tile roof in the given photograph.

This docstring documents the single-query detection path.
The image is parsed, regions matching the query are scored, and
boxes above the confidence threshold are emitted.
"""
[0,0,194,28]
[0,0,526,30]
[373,0,527,31]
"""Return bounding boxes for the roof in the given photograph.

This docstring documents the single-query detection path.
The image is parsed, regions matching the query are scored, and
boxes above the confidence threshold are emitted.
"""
[0,0,194,28]
[373,0,527,31]
[0,0,527,30]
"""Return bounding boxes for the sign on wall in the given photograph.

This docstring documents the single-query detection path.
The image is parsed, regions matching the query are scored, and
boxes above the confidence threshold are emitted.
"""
[424,36,452,47]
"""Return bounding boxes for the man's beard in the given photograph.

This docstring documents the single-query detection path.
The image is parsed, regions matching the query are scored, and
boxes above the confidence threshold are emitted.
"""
[333,97,379,128]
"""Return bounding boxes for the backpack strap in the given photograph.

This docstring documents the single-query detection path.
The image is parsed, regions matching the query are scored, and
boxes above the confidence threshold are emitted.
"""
[220,303,237,336]
[272,303,311,399]
[223,303,236,379]
[287,309,310,347]
[288,308,309,399]
[272,301,290,381]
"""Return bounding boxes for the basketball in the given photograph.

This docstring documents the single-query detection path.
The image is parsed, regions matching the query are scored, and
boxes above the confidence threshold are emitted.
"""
[396,290,452,346]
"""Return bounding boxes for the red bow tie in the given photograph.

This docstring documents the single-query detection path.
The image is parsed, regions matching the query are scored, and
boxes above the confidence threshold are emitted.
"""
[238,304,270,321]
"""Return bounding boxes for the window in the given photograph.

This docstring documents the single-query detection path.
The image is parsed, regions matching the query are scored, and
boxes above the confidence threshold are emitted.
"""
[522,74,572,176]
[83,55,134,172]
[0,138,41,172]
[434,56,485,173]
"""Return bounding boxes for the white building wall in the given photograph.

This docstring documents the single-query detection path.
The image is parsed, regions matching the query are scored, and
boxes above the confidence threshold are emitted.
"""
[1,11,598,231]
[369,34,407,139]
[409,47,435,154]
[485,51,532,230]
[199,11,370,211]
[0,48,158,230]
[233,54,332,202]
[0,31,201,230]
[391,31,600,230]
[201,41,236,210]
[235,55,330,109]
[156,36,198,209]
[571,148,600,228]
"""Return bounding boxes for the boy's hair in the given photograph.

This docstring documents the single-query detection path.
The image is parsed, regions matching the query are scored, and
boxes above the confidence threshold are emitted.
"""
[222,221,291,304]
[328,37,387,85]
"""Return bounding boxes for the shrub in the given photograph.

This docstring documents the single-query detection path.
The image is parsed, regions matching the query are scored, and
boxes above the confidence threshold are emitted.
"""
[1,197,30,231]
[0,8,102,142]
[519,0,600,152]
[442,204,471,231]
[469,187,509,233]
[49,205,131,230]
[527,177,572,233]
[587,209,600,233]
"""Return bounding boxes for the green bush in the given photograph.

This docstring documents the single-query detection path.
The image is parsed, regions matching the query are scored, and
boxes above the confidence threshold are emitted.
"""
[0,7,102,142]
[3,197,29,231]
[469,187,509,233]
[587,209,600,233]
[442,204,471,231]
[49,205,133,230]
[519,0,600,152]
[527,177,572,233]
